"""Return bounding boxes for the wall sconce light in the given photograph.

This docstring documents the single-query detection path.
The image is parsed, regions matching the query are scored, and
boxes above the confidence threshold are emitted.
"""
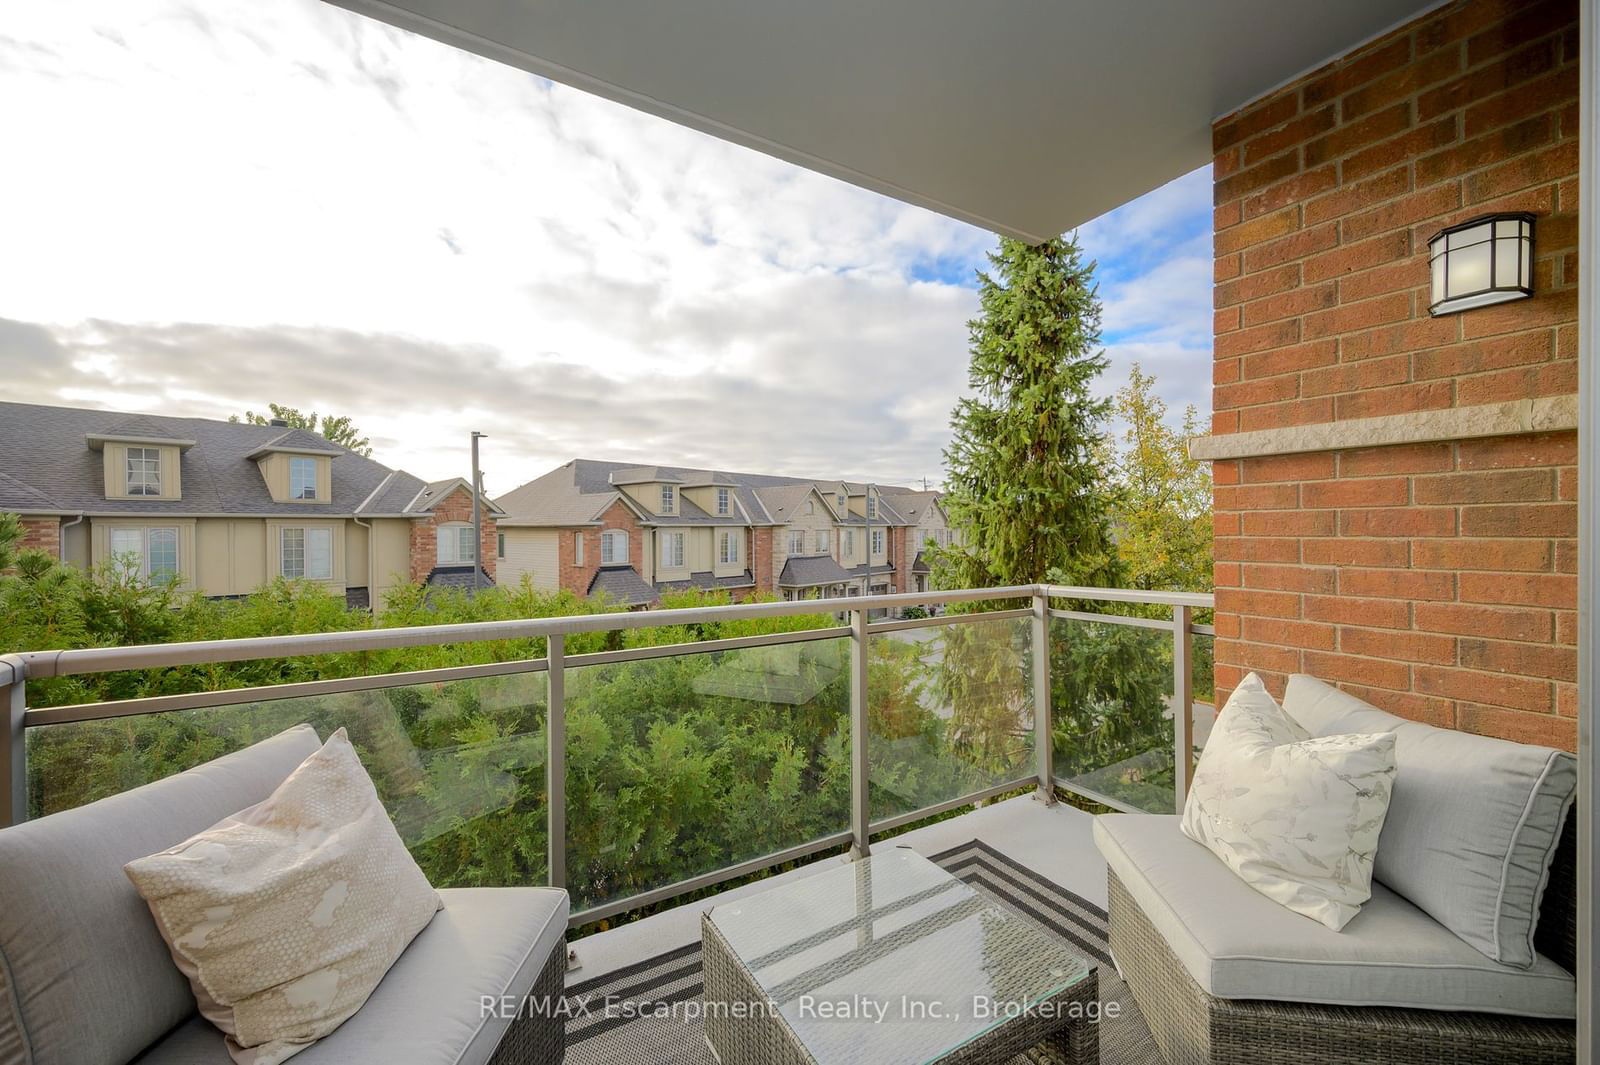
[1428,212,1534,316]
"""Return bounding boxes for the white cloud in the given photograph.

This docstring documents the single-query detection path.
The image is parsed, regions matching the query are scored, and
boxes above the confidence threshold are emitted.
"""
[0,0,1210,495]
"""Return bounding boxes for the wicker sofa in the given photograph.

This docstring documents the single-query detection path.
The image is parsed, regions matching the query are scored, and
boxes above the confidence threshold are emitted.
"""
[1096,680,1577,1065]
[0,725,568,1065]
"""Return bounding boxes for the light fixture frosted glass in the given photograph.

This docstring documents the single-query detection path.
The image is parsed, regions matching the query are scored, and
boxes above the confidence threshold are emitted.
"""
[1428,212,1534,316]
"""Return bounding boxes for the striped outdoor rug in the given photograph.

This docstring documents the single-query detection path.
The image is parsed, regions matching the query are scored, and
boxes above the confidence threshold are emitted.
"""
[564,839,1163,1064]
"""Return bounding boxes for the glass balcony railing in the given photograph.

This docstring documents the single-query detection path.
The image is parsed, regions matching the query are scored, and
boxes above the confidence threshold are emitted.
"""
[0,583,1213,930]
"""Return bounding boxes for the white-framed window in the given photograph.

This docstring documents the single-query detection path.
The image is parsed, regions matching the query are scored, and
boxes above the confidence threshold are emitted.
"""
[787,530,805,555]
[718,530,739,565]
[109,526,179,585]
[716,487,731,516]
[815,530,830,555]
[843,529,855,556]
[871,529,885,555]
[662,531,685,568]
[497,532,506,559]
[574,532,584,565]
[659,485,676,514]
[601,529,628,565]
[437,524,477,564]
[126,447,161,496]
[289,456,318,500]
[866,495,877,519]
[804,499,814,515]
[280,527,332,580]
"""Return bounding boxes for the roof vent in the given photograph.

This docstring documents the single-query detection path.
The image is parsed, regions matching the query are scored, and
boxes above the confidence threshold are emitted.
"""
[269,418,290,427]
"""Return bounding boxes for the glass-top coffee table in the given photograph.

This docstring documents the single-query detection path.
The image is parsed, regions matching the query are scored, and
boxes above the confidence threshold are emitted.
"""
[701,847,1099,1064]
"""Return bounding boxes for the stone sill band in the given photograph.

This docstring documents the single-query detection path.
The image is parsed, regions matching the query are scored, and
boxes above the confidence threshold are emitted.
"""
[1188,394,1579,462]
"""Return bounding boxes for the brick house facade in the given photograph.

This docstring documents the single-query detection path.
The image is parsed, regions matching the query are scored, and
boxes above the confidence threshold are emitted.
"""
[559,499,647,597]
[407,485,498,584]
[1205,0,1579,749]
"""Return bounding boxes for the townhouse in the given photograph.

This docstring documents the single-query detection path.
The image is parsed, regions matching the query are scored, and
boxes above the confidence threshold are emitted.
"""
[0,401,498,609]
[493,460,959,607]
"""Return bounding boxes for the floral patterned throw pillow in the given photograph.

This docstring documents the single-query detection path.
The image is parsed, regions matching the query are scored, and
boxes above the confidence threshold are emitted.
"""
[1181,673,1397,931]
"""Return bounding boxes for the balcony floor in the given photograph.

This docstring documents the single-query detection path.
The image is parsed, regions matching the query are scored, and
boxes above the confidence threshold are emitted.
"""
[567,793,1105,985]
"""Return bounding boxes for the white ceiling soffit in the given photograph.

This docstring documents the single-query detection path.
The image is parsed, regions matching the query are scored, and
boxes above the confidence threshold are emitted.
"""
[324,0,1440,242]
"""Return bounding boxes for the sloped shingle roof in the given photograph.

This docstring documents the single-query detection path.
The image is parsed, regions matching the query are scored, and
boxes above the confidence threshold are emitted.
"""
[588,565,660,607]
[779,555,853,587]
[0,401,444,517]
[496,458,917,529]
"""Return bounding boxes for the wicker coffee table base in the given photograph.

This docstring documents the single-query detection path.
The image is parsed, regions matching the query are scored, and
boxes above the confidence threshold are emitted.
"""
[1107,872,1576,1065]
[702,913,1099,1064]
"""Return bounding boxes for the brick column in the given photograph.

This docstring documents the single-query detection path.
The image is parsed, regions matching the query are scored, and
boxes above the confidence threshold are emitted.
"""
[751,527,775,598]
[891,527,911,593]
[1208,0,1578,748]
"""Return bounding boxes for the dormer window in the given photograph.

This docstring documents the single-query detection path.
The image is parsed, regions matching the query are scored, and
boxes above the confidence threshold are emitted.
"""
[866,495,877,520]
[836,492,846,510]
[126,447,161,496]
[289,456,318,500]
[716,487,731,515]
[660,485,676,514]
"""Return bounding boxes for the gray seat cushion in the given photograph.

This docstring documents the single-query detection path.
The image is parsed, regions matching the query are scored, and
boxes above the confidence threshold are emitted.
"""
[1094,814,1576,1019]
[134,887,569,1065]
[0,724,322,1065]
[1282,674,1576,968]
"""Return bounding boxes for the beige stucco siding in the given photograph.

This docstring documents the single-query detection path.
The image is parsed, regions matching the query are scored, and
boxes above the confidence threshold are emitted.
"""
[60,519,89,569]
[370,518,413,608]
[499,528,560,590]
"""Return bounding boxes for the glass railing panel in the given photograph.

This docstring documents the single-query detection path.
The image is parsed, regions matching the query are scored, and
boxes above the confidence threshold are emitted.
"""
[1191,629,1216,754]
[1050,616,1176,813]
[563,637,851,912]
[26,670,551,887]
[867,614,1034,822]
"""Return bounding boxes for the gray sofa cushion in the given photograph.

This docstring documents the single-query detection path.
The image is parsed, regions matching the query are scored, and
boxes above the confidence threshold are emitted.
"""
[134,887,569,1065]
[1094,814,1576,1018]
[0,724,322,1065]
[1282,675,1576,969]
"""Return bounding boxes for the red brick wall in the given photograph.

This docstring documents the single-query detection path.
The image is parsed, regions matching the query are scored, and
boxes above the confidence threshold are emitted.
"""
[891,526,912,593]
[1211,0,1579,748]
[559,501,647,597]
[751,527,775,598]
[18,518,61,558]
[407,486,499,584]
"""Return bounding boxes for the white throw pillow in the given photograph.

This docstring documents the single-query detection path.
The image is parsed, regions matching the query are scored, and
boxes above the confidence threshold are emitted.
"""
[1181,673,1397,931]
[126,728,442,1065]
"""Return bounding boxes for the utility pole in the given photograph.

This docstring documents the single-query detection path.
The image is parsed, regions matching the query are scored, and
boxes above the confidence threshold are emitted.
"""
[471,431,485,594]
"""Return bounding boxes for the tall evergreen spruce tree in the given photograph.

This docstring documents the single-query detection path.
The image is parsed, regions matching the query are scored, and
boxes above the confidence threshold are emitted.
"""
[928,237,1178,807]
[934,234,1120,590]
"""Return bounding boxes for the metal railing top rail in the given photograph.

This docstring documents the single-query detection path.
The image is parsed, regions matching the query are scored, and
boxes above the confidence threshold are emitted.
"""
[3,583,1213,680]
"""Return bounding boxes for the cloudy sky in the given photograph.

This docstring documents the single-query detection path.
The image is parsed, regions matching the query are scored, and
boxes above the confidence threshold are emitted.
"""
[0,0,1211,496]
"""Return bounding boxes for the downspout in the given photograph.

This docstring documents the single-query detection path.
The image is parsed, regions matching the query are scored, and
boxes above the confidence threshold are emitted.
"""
[58,513,85,564]
[352,516,374,610]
